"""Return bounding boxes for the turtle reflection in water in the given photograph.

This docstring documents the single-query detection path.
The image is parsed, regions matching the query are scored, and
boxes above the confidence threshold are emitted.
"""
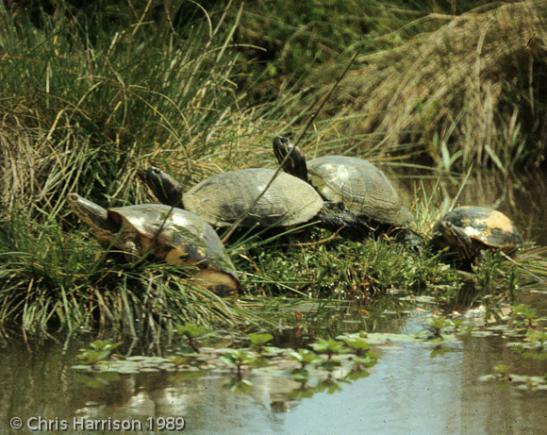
[68,193,240,296]
[429,206,523,266]
[138,167,370,237]
[272,136,421,246]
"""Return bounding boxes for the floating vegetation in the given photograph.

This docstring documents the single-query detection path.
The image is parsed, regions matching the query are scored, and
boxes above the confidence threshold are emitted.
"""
[76,340,121,367]
[479,365,547,392]
[74,330,454,378]
[70,326,476,408]
[175,324,211,353]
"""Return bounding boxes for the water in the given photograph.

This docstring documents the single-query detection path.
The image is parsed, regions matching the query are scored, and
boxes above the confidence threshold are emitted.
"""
[1,171,546,435]
[1,313,545,435]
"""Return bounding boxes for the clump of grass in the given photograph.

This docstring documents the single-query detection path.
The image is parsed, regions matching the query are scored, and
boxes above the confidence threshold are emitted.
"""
[0,214,246,339]
[0,1,289,222]
[237,228,463,301]
[321,1,546,171]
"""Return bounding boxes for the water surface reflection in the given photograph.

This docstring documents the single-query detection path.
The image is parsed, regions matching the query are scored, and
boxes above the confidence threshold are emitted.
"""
[1,309,546,435]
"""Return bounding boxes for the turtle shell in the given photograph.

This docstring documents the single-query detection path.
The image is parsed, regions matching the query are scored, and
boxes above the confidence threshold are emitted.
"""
[305,156,412,225]
[109,204,239,292]
[183,168,324,228]
[433,206,522,252]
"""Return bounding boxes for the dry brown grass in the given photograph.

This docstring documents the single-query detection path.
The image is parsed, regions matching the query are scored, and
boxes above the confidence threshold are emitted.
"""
[323,0,546,172]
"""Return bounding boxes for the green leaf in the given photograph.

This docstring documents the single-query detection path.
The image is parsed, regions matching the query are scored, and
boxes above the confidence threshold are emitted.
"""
[176,323,209,339]
[248,333,273,348]
[340,337,370,354]
[311,338,345,355]
[288,349,319,366]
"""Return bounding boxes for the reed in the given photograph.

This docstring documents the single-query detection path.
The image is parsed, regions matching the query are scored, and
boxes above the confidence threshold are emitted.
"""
[319,1,546,171]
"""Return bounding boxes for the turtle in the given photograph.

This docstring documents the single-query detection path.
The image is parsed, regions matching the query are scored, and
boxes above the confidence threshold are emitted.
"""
[67,193,240,296]
[428,206,523,264]
[138,167,368,236]
[272,136,419,243]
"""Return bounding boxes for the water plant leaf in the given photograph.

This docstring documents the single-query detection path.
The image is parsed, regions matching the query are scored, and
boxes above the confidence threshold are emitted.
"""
[248,333,273,348]
[311,338,345,355]
[288,349,320,367]
[339,337,370,354]
[176,324,210,339]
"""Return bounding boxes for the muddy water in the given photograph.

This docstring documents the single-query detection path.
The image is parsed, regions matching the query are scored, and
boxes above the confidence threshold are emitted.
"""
[1,312,545,435]
[1,171,546,435]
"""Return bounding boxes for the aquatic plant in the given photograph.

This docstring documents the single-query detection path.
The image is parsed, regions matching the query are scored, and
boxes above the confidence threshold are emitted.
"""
[76,340,120,366]
[512,304,538,329]
[525,329,547,350]
[427,316,448,339]
[220,349,259,379]
[176,324,211,353]
[288,349,320,369]
[337,334,370,356]
[248,332,274,353]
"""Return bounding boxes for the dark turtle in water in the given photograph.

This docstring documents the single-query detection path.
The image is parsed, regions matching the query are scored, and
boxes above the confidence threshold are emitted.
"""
[138,167,369,237]
[68,193,240,295]
[272,136,419,244]
[429,206,523,264]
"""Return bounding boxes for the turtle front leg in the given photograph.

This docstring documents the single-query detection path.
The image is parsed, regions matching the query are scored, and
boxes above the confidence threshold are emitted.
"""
[317,203,372,239]
[393,228,425,252]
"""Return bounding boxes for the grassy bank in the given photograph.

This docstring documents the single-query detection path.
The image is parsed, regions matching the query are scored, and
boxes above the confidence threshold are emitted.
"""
[3,208,537,339]
[0,1,545,339]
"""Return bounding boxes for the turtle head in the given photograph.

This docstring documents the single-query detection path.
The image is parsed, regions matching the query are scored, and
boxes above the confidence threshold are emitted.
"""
[195,269,241,297]
[431,220,476,262]
[138,166,183,208]
[67,193,121,244]
[164,242,241,297]
[272,135,309,182]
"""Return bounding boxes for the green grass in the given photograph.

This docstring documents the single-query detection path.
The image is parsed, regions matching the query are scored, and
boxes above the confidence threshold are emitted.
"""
[2,203,539,338]
[236,0,494,82]
[0,214,255,338]
[0,1,545,339]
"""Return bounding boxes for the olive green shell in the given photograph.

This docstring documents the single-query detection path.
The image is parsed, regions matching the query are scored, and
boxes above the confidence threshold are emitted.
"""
[305,156,412,225]
[433,206,522,251]
[183,168,324,228]
[109,204,237,278]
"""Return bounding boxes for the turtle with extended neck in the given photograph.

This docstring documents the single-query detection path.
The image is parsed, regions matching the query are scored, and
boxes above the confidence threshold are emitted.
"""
[68,193,240,296]
[272,136,421,246]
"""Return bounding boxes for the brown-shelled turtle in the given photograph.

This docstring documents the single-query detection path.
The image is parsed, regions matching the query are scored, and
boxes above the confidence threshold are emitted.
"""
[138,167,369,236]
[428,206,523,264]
[68,193,240,295]
[272,136,420,244]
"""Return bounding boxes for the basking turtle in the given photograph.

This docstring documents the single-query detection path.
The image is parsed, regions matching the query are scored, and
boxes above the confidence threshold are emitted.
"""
[138,167,368,236]
[68,193,240,296]
[272,136,416,241]
[429,206,523,264]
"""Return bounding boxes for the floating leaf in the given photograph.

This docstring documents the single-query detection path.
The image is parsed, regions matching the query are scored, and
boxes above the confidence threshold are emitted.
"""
[311,338,345,356]
[176,324,210,339]
[249,333,273,348]
[288,349,320,367]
